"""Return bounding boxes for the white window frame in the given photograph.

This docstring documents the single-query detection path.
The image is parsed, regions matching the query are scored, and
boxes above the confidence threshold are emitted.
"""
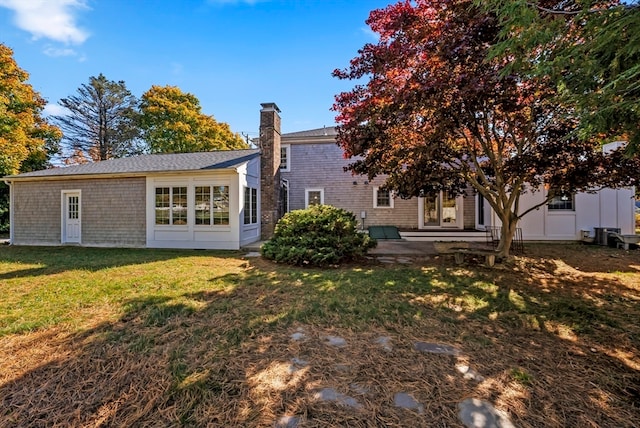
[547,192,575,211]
[305,188,324,208]
[280,144,291,172]
[373,186,394,209]
[244,186,259,225]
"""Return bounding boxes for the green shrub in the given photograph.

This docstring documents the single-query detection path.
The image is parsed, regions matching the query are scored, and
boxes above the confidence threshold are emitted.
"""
[261,205,376,266]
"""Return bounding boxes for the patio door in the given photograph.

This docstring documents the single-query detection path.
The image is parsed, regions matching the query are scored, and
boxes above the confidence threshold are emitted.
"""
[62,191,81,243]
[419,192,463,229]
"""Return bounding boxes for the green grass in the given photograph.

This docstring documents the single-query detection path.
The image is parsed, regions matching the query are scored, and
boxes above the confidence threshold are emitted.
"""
[0,245,633,341]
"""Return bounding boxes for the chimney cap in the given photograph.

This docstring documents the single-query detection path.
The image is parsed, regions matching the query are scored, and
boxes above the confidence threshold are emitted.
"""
[260,102,281,113]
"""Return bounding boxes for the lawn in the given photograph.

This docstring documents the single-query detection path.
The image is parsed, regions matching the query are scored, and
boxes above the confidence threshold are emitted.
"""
[0,244,638,427]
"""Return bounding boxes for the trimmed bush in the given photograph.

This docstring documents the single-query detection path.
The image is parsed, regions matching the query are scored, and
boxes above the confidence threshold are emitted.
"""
[261,205,376,266]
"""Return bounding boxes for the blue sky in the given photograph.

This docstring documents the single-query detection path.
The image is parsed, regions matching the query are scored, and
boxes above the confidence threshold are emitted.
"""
[0,0,391,136]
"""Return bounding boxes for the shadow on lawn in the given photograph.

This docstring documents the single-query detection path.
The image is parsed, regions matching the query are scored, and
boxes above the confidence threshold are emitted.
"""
[0,254,639,426]
[0,246,240,280]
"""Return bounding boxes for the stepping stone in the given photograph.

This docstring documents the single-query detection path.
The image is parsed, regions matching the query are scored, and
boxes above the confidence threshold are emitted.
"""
[288,357,309,374]
[456,364,485,382]
[290,328,306,341]
[414,341,460,356]
[458,398,515,428]
[244,251,261,258]
[397,258,413,264]
[394,392,424,414]
[325,335,347,347]
[274,415,301,428]
[378,257,396,264]
[313,387,361,409]
[375,336,393,351]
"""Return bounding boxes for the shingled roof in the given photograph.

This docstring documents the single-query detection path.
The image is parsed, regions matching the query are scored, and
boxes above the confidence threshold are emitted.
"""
[5,149,260,180]
[282,126,337,138]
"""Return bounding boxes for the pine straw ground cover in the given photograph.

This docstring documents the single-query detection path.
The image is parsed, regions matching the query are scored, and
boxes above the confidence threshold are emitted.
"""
[0,244,638,427]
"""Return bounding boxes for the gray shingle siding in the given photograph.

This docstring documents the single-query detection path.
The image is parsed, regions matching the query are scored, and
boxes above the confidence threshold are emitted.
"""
[281,142,420,229]
[12,178,146,247]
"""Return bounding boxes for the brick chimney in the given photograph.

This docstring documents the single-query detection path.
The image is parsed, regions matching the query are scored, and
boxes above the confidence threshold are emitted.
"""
[259,102,282,240]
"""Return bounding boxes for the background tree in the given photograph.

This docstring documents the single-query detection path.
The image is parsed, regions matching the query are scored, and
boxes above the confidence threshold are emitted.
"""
[333,0,639,257]
[479,0,640,150]
[0,43,62,232]
[54,74,142,163]
[139,85,247,153]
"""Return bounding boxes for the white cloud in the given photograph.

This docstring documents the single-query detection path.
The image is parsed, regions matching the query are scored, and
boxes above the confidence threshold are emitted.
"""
[0,0,89,44]
[43,46,77,57]
[43,103,70,117]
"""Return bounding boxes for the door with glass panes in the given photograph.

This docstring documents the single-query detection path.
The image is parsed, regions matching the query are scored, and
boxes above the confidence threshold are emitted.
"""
[419,192,463,229]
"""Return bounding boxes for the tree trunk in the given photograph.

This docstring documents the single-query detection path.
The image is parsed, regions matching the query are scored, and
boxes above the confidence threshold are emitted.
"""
[495,213,518,258]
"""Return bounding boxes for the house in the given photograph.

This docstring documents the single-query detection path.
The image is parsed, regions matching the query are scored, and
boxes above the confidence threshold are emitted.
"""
[4,149,261,249]
[275,107,636,242]
[4,102,636,249]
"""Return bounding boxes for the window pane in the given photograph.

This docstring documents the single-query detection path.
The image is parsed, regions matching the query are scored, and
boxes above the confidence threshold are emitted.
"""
[376,189,391,207]
[244,187,251,224]
[280,147,288,170]
[308,191,321,206]
[68,196,79,219]
[548,193,574,210]
[172,186,187,225]
[251,188,258,223]
[213,185,229,225]
[195,186,211,225]
[155,187,170,225]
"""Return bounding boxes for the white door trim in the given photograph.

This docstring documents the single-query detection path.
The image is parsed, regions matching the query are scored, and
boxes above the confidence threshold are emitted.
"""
[61,190,82,244]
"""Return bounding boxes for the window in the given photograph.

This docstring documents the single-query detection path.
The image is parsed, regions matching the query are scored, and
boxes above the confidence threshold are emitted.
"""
[373,187,394,208]
[305,188,324,207]
[156,185,229,226]
[281,179,289,214]
[172,187,188,224]
[155,187,187,225]
[280,144,291,172]
[244,187,258,224]
[212,185,230,225]
[195,186,211,225]
[548,192,574,211]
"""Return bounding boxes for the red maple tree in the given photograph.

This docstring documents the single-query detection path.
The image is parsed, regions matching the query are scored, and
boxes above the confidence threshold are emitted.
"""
[333,0,639,257]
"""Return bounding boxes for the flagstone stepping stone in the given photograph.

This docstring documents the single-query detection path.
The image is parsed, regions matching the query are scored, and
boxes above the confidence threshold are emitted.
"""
[456,364,485,382]
[288,357,309,374]
[313,387,362,409]
[378,257,396,264]
[375,336,393,351]
[290,328,306,341]
[458,398,515,428]
[244,251,261,258]
[394,392,425,414]
[414,341,460,356]
[274,415,301,428]
[397,257,413,264]
[324,335,347,347]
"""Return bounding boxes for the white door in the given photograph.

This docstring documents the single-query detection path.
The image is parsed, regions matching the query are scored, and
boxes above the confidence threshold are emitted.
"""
[419,192,463,229]
[63,192,81,243]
